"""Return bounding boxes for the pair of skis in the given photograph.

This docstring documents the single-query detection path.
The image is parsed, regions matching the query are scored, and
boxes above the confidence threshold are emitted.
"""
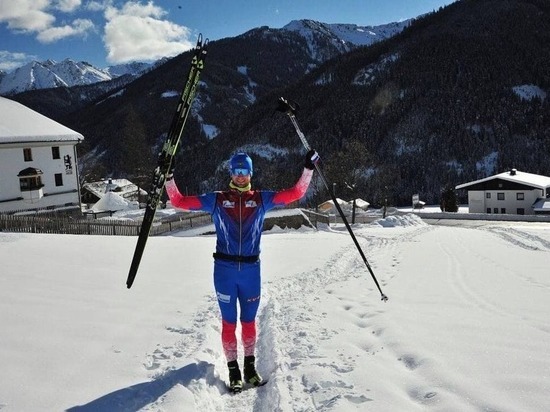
[126,35,208,289]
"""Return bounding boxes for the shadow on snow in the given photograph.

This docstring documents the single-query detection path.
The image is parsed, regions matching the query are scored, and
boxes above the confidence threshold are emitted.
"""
[66,361,223,411]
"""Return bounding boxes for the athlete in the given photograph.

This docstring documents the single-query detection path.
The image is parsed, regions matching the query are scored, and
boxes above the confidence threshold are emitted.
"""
[165,150,318,393]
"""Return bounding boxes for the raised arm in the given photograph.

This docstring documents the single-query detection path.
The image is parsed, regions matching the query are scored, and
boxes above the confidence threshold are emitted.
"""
[165,179,204,211]
[272,167,314,206]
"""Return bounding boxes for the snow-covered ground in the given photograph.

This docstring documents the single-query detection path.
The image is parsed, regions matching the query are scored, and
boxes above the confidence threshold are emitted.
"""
[1,213,550,411]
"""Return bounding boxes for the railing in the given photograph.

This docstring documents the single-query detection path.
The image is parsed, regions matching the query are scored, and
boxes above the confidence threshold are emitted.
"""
[0,212,212,236]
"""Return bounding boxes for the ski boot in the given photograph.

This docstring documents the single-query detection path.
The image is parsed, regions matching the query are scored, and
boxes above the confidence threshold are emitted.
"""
[243,355,263,386]
[227,360,243,393]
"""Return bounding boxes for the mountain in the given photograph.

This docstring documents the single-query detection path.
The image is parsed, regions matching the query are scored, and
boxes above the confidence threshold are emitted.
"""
[10,1,550,208]
[27,19,408,186]
[284,19,410,55]
[0,58,155,95]
[0,21,407,97]
[185,0,550,206]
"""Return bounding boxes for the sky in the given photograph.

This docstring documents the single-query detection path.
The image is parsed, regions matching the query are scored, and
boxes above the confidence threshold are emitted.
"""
[1,210,549,411]
[0,0,457,71]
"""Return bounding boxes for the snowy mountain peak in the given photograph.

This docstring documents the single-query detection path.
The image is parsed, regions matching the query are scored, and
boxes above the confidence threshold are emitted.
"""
[283,19,411,48]
[0,59,154,96]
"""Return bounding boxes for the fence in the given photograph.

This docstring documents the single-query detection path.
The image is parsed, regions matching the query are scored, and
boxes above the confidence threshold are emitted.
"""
[0,212,212,236]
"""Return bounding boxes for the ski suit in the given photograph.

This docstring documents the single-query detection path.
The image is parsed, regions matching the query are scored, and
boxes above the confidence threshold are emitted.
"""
[165,168,313,361]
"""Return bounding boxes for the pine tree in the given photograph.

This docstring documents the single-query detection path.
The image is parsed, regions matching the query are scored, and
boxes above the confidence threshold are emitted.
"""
[440,187,459,212]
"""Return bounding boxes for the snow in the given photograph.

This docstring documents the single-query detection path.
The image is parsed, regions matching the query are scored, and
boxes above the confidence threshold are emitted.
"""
[283,20,410,49]
[233,143,290,161]
[456,169,550,191]
[0,59,152,95]
[1,213,550,411]
[0,96,83,143]
[91,191,131,212]
[202,124,220,140]
[475,151,498,175]
[161,90,179,98]
[512,84,547,102]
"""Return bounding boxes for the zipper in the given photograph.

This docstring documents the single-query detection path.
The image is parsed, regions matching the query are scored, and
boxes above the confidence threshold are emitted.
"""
[238,192,243,271]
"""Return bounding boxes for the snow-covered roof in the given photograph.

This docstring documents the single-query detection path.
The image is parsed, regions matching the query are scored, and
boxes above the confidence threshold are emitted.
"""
[319,198,349,207]
[91,191,129,212]
[352,198,370,209]
[82,178,146,199]
[532,198,550,212]
[0,96,83,144]
[456,169,550,190]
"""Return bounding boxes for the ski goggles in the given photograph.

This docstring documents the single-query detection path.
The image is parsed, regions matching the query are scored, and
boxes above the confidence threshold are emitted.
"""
[231,168,251,176]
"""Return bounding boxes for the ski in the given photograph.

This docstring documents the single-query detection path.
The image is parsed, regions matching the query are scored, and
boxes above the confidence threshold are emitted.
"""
[126,34,208,289]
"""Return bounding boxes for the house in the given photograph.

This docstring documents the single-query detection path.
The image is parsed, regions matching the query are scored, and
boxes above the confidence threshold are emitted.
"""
[455,169,550,215]
[81,178,147,205]
[317,198,349,213]
[0,97,83,213]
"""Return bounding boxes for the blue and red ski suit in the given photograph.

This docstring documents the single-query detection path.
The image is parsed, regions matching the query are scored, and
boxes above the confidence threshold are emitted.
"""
[165,168,313,361]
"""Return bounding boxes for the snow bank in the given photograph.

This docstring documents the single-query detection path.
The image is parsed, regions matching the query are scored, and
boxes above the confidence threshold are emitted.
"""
[371,213,427,227]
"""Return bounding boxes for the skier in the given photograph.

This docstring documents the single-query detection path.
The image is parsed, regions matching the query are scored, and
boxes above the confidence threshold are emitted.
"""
[165,150,318,393]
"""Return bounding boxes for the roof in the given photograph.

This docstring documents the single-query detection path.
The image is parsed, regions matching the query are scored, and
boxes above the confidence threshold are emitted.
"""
[0,96,83,144]
[456,169,550,190]
[82,178,147,199]
[352,198,370,209]
[17,167,43,177]
[91,191,129,212]
[318,198,349,210]
[533,198,550,212]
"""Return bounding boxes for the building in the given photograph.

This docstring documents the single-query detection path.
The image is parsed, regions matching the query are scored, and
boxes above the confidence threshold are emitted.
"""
[455,169,550,215]
[317,198,350,213]
[0,97,83,213]
[81,178,147,206]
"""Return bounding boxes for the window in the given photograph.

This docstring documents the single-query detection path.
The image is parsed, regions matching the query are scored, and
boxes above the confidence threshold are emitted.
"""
[20,176,43,191]
[487,208,491,214]
[501,208,506,214]
[52,146,60,159]
[54,173,63,187]
[23,148,32,162]
[497,193,505,200]
[517,208,525,215]
[493,208,498,213]
[517,193,524,200]
[486,193,491,199]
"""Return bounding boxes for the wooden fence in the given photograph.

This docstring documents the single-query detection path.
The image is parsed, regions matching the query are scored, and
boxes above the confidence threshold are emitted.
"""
[0,212,212,236]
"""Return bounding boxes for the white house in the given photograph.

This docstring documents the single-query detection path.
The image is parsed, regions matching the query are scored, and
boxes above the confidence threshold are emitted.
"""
[455,169,550,215]
[0,96,83,213]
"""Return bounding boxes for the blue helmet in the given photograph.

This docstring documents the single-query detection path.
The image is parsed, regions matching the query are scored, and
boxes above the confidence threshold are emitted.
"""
[230,152,253,176]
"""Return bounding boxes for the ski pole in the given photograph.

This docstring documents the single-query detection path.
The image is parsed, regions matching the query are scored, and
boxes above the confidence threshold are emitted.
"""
[276,97,388,302]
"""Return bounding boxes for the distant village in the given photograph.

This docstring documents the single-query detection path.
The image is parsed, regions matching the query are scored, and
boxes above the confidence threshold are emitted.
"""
[2,97,550,224]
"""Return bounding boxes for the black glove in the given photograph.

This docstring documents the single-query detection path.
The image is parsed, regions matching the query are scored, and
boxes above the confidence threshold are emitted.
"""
[304,149,319,170]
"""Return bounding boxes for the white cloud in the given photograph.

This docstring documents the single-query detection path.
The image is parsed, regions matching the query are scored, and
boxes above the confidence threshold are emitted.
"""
[37,18,94,43]
[103,1,193,64]
[0,0,55,32]
[55,0,82,13]
[0,0,94,42]
[85,0,112,12]
[0,50,37,72]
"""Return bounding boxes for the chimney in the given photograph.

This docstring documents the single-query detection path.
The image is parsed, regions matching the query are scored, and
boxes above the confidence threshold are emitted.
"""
[510,169,517,176]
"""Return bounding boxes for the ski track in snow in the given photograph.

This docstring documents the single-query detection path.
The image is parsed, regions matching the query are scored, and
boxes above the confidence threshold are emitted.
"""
[125,221,550,411]
[133,223,437,411]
